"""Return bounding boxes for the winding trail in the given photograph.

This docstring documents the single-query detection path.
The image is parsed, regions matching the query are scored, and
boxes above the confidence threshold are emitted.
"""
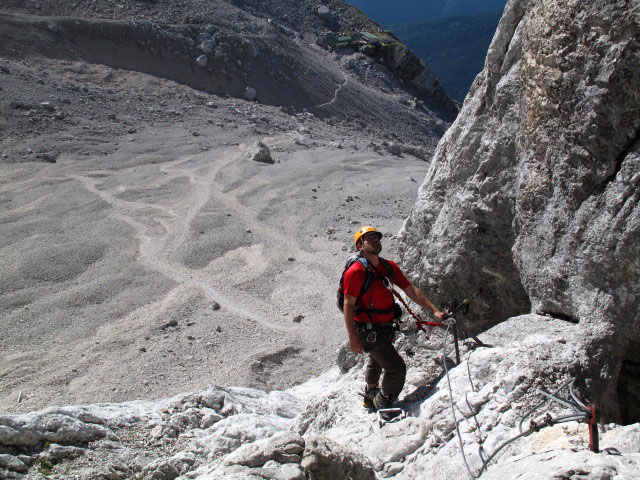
[68,152,292,333]
[316,71,348,109]
[66,140,324,334]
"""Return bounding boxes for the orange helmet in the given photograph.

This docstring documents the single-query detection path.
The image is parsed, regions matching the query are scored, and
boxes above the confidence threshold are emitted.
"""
[354,226,382,245]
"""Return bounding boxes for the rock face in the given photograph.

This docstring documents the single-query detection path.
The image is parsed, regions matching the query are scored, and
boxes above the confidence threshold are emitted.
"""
[399,0,640,423]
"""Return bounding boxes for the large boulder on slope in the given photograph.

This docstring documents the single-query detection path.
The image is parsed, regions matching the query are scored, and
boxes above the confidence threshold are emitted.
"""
[398,0,640,423]
[243,141,273,163]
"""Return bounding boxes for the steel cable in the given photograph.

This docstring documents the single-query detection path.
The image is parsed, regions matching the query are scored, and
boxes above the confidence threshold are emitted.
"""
[394,290,594,477]
[440,324,591,478]
[476,414,588,476]
[442,319,478,479]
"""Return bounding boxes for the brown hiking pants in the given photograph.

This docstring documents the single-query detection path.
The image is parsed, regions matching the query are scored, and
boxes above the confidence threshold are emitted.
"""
[356,323,406,400]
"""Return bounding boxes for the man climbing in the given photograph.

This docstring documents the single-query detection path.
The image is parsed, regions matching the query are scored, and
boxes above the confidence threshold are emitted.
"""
[342,226,445,417]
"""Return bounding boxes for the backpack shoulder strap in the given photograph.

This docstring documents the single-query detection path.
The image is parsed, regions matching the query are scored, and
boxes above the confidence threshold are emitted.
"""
[354,255,371,295]
[379,257,394,279]
[343,254,371,308]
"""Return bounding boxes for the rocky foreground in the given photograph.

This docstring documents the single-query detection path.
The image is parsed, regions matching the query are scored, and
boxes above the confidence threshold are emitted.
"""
[1,316,639,479]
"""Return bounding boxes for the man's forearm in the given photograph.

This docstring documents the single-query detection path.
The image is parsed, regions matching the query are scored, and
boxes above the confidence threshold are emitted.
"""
[405,285,441,314]
[343,303,357,336]
[343,297,363,353]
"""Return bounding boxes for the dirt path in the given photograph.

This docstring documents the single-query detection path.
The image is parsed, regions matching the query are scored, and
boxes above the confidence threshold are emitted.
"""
[316,72,349,109]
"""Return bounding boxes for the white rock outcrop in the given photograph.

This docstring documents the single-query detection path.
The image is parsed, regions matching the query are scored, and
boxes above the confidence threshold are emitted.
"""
[1,316,639,479]
[243,141,273,163]
[399,0,640,423]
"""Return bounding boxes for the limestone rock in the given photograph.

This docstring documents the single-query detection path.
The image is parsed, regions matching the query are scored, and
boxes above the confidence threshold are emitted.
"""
[196,55,207,67]
[244,86,257,101]
[0,408,110,447]
[243,141,273,164]
[143,451,198,479]
[317,6,335,22]
[222,431,304,468]
[398,0,640,422]
[336,341,359,374]
[300,435,376,480]
[40,443,85,462]
[385,142,402,157]
[260,460,305,480]
[0,334,638,479]
[317,6,338,30]
[242,38,259,58]
[200,40,215,53]
[0,454,27,473]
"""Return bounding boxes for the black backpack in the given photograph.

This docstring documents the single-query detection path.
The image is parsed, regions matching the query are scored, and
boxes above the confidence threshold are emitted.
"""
[337,254,401,319]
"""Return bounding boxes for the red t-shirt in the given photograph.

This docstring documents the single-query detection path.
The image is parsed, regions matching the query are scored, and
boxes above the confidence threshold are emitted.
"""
[344,258,410,324]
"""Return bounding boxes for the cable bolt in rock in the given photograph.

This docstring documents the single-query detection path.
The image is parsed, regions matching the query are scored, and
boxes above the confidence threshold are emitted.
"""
[436,316,600,479]
[472,378,600,478]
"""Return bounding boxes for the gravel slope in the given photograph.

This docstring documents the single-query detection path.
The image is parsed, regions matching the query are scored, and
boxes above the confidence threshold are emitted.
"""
[0,53,434,413]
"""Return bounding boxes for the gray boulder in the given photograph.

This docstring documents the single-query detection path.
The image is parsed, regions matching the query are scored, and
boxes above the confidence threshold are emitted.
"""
[300,435,376,480]
[40,443,85,462]
[317,6,332,20]
[242,38,259,58]
[244,86,257,101]
[143,451,198,479]
[196,55,208,67]
[200,40,216,54]
[317,6,338,30]
[196,33,213,43]
[243,142,273,164]
[336,341,359,373]
[385,142,402,157]
[0,454,27,473]
[222,431,304,468]
[0,408,109,447]
[399,0,640,422]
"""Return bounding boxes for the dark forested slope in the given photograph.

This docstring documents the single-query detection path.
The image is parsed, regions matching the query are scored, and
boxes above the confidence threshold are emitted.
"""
[347,0,506,24]
[390,10,503,102]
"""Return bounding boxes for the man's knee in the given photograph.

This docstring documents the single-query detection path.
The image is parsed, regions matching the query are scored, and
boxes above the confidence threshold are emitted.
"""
[386,353,406,374]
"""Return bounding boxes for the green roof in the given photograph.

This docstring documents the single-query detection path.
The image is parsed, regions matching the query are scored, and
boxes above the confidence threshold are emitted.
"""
[359,32,378,40]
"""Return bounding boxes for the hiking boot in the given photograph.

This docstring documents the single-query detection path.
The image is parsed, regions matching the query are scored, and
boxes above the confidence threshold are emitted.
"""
[362,386,379,409]
[373,392,401,422]
[372,391,394,410]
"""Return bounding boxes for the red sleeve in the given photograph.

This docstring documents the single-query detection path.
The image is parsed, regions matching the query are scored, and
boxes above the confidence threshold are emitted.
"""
[388,260,411,289]
[343,262,365,297]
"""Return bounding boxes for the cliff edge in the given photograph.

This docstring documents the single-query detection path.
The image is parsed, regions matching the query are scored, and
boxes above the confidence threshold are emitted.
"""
[399,0,639,424]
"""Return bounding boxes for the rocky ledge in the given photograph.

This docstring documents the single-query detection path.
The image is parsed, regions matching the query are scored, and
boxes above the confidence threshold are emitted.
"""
[1,316,639,479]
